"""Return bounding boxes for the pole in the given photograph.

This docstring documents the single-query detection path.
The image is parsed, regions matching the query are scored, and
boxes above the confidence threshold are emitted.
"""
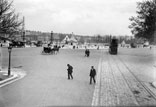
[22,16,25,41]
[51,31,53,44]
[23,31,25,47]
[154,22,156,44]
[8,50,11,76]
[23,31,25,42]
[110,35,112,43]
[0,47,1,71]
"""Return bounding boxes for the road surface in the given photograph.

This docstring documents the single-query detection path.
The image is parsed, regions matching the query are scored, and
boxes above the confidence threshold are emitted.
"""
[0,47,102,107]
[0,47,156,106]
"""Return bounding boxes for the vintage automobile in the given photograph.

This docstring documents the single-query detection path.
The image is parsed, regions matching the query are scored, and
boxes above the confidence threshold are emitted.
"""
[109,38,118,55]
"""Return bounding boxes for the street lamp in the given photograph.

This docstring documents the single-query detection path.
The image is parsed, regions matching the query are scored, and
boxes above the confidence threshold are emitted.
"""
[23,31,25,47]
[23,31,25,42]
[110,35,112,43]
[51,31,53,44]
[8,45,12,76]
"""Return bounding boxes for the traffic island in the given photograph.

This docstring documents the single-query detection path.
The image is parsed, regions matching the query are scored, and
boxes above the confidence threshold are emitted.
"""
[152,81,156,88]
[0,69,26,87]
[0,73,14,81]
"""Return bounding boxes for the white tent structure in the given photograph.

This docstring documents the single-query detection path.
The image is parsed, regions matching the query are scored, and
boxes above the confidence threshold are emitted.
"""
[68,33,78,46]
[68,35,77,43]
[61,35,70,44]
[121,40,126,47]
[61,33,78,45]
[144,41,149,46]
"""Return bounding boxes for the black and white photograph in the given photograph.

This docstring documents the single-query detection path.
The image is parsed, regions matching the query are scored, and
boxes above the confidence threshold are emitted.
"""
[0,0,156,106]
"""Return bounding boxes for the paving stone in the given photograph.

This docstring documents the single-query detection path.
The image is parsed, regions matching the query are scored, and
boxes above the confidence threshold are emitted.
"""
[93,53,156,106]
[112,55,156,106]
[98,55,138,106]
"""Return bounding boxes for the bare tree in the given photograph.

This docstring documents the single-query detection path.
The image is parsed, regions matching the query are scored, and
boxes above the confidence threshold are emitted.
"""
[0,0,22,36]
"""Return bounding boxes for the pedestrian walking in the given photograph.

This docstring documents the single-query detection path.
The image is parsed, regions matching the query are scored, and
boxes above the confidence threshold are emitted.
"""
[150,46,152,50]
[85,49,90,57]
[89,66,96,84]
[87,49,90,57]
[97,46,99,50]
[85,49,87,57]
[67,64,73,80]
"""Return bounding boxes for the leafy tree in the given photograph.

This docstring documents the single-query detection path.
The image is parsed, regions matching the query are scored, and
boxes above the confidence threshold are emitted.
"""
[79,36,85,44]
[58,33,66,41]
[0,0,22,36]
[129,0,156,42]
[96,35,101,43]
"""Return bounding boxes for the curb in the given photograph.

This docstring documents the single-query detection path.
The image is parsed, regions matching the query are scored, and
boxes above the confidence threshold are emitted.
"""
[0,69,26,88]
[0,74,19,87]
[92,58,102,106]
[152,65,156,88]
[152,81,156,88]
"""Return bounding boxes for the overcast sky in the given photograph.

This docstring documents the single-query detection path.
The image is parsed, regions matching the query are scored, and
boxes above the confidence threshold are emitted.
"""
[13,0,143,36]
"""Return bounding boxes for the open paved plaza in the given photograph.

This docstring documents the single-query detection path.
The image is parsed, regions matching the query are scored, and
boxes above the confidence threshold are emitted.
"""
[0,47,156,106]
[0,47,102,107]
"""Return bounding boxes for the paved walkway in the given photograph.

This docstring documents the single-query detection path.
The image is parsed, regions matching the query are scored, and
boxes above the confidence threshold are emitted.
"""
[0,68,26,87]
[92,54,156,106]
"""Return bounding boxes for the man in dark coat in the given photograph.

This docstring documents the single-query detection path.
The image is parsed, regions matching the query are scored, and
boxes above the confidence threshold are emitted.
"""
[85,49,87,57]
[87,49,90,57]
[85,49,90,57]
[67,64,73,79]
[89,66,96,84]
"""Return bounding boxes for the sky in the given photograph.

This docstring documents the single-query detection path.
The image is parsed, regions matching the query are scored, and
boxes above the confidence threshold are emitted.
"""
[13,0,143,36]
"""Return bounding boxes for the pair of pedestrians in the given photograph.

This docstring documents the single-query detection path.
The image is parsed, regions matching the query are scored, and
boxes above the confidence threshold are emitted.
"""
[85,49,90,57]
[67,64,96,84]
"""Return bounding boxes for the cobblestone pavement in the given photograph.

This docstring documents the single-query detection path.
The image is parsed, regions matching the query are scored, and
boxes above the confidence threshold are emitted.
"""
[92,52,156,106]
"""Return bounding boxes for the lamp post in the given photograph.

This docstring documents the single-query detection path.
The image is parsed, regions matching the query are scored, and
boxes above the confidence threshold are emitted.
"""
[8,46,12,76]
[51,31,53,44]
[23,31,25,47]
[23,31,25,42]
